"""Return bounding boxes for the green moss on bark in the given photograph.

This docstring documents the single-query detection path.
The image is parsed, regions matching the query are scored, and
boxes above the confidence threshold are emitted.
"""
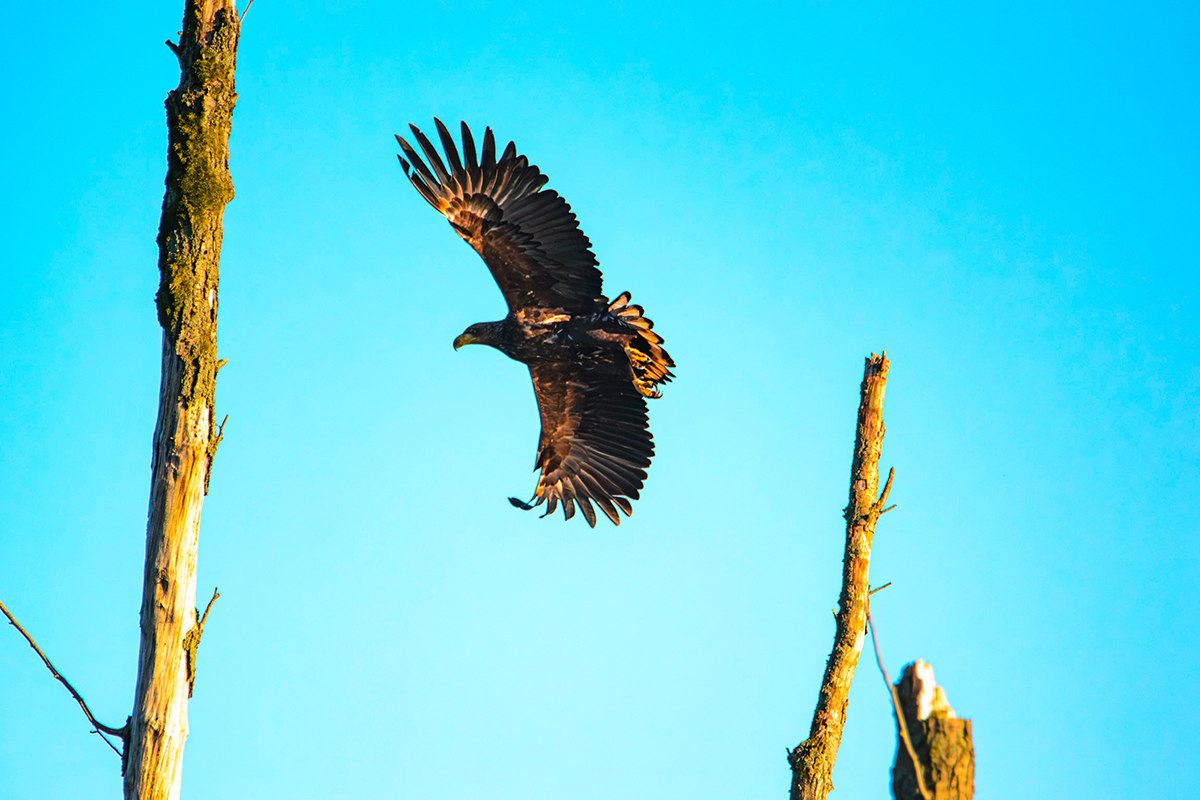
[126,6,241,800]
[154,5,239,409]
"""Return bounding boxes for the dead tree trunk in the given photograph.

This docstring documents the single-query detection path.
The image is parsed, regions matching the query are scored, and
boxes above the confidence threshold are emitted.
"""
[788,353,893,800]
[124,3,241,798]
[892,661,975,800]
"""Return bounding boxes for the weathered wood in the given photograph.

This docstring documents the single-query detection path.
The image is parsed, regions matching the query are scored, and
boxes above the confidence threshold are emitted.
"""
[124,2,241,799]
[892,661,975,800]
[788,353,892,800]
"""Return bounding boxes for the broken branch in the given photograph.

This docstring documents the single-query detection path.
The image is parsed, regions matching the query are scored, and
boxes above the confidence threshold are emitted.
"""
[788,352,893,800]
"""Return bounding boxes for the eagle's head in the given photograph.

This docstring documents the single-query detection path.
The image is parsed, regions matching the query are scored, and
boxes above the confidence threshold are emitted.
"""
[453,320,506,351]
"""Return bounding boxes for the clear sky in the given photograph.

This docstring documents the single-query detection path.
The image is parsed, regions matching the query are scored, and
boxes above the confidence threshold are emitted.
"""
[1,2,1197,798]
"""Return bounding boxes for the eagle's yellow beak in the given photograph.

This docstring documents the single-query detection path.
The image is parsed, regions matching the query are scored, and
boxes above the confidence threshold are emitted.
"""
[453,332,478,350]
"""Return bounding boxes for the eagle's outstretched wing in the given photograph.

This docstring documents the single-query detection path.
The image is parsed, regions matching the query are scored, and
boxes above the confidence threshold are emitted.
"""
[396,119,603,313]
[523,358,654,527]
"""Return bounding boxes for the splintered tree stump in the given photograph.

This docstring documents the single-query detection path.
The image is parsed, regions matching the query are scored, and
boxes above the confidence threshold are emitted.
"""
[892,661,975,800]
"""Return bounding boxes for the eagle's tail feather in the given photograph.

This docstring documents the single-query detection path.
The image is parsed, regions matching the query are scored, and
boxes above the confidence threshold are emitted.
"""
[608,291,675,399]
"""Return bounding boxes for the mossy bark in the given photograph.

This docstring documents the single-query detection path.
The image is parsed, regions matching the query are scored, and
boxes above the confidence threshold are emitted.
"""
[125,3,241,799]
[788,354,892,800]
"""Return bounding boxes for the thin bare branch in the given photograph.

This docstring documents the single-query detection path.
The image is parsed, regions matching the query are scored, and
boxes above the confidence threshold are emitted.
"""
[868,609,931,800]
[869,581,894,596]
[0,598,127,751]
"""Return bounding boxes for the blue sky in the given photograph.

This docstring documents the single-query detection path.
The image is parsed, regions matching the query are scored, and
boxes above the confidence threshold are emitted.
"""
[1,2,1197,798]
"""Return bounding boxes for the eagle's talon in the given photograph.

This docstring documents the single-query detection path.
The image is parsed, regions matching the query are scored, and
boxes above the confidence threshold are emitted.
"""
[508,496,535,511]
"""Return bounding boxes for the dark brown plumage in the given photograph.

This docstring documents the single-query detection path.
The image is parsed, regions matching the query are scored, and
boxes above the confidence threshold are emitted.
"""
[395,119,674,526]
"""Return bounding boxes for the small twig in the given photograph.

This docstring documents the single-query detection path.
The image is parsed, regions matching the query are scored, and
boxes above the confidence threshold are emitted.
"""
[199,587,220,628]
[184,588,220,697]
[876,467,895,512]
[867,608,931,800]
[92,729,124,758]
[240,0,255,22]
[165,39,181,57]
[0,598,126,755]
[869,581,893,596]
[204,415,229,495]
[880,504,898,515]
[215,358,229,371]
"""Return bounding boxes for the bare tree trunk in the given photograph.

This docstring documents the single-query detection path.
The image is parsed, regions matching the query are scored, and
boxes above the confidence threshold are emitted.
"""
[124,3,241,798]
[892,661,975,800]
[788,353,893,800]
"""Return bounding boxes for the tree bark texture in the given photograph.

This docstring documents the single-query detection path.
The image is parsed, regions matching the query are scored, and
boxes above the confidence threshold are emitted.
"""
[124,3,240,799]
[892,661,975,800]
[788,353,892,800]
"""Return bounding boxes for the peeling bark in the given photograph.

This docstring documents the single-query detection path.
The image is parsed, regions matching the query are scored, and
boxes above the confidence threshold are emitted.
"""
[124,2,241,799]
[788,353,892,800]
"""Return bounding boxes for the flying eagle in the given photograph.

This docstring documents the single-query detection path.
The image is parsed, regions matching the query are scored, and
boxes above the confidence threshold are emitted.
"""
[395,120,674,526]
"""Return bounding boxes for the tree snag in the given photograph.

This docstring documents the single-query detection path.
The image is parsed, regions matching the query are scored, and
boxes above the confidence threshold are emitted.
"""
[892,661,975,800]
[124,2,241,799]
[788,353,892,800]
